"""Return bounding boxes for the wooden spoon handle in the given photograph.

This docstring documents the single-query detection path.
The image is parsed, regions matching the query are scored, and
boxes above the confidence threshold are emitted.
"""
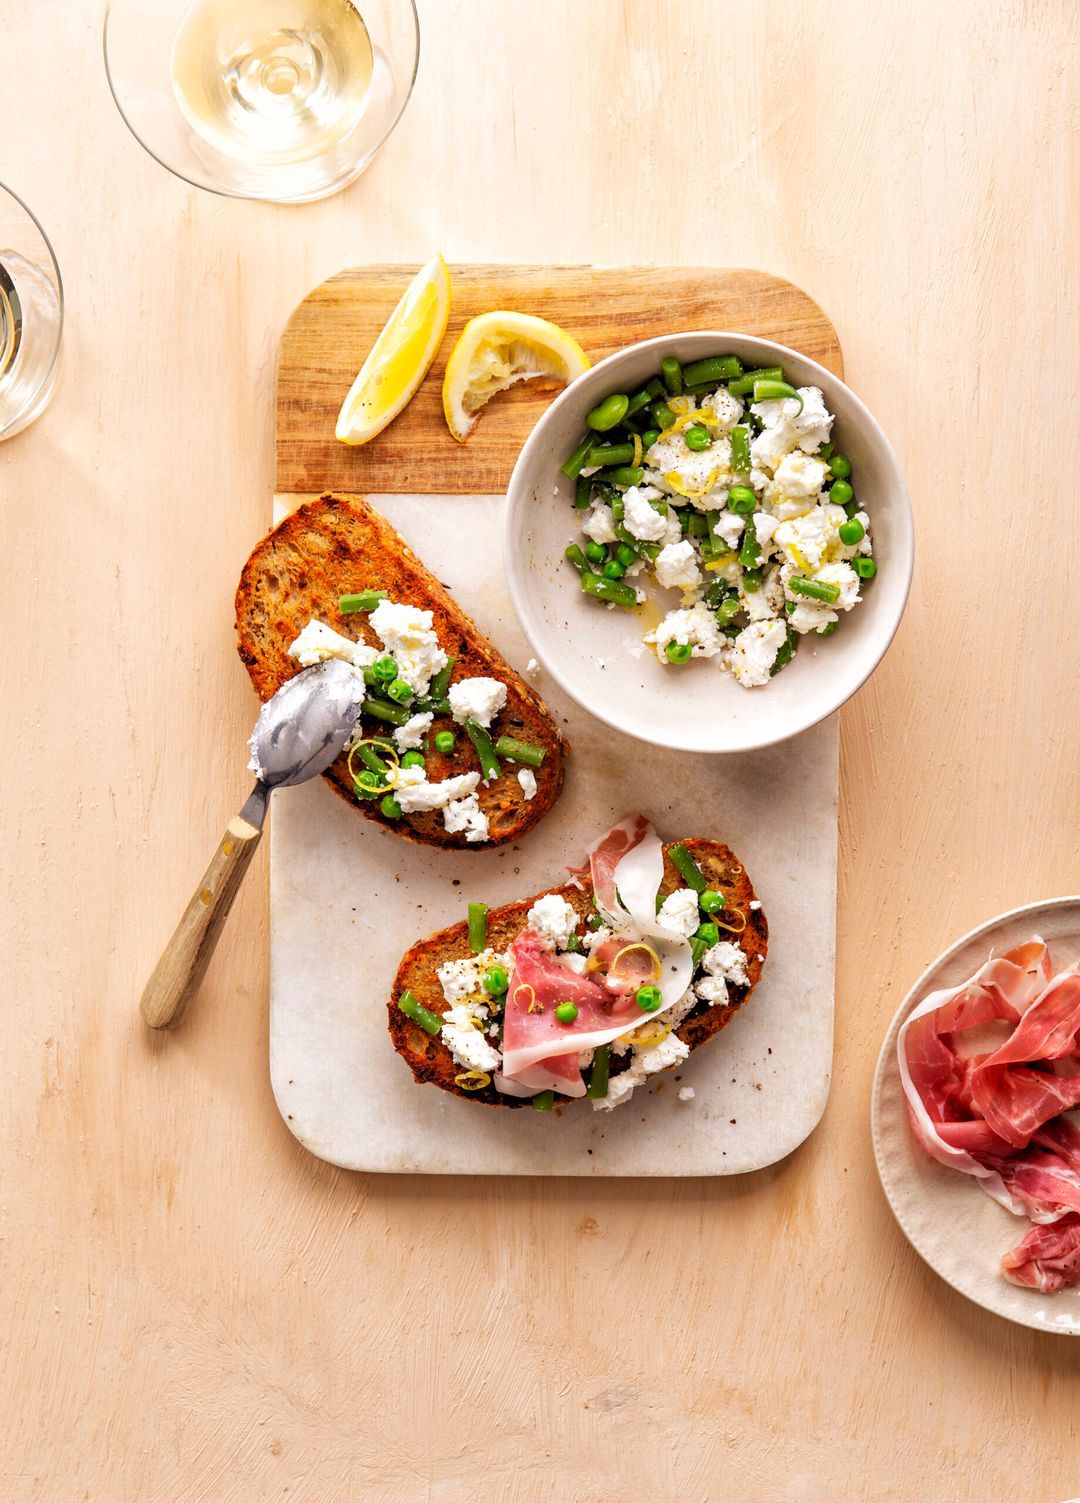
[140,814,263,1030]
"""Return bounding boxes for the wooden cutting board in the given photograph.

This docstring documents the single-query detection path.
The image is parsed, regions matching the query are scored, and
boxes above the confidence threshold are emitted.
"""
[275,264,843,498]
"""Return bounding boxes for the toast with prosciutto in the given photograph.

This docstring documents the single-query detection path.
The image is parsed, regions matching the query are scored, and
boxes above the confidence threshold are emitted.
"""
[388,815,768,1110]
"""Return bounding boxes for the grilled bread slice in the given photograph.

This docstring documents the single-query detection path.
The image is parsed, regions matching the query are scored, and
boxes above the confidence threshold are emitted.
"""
[389,839,767,1107]
[235,493,567,848]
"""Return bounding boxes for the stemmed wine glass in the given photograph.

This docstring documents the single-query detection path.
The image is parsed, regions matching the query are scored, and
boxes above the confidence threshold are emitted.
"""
[0,184,63,441]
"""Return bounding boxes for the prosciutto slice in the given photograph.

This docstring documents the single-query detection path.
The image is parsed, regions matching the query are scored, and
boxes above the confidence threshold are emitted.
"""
[899,938,1080,1292]
[499,816,694,1090]
[1002,1214,1080,1293]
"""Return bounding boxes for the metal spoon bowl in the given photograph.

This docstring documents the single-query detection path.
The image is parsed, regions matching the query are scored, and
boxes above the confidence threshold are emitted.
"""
[140,660,364,1029]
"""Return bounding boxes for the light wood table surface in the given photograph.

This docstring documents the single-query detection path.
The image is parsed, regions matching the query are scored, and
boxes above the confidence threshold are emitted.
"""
[3,2,1078,1498]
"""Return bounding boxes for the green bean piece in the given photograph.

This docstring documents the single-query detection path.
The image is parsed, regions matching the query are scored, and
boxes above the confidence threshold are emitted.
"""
[422,656,455,704]
[818,441,834,460]
[467,902,488,954]
[580,571,638,609]
[738,514,761,569]
[830,453,852,479]
[771,628,797,676]
[588,442,634,467]
[753,379,803,413]
[838,518,866,545]
[565,543,589,574]
[464,719,501,782]
[364,696,410,728]
[715,593,741,628]
[726,366,783,398]
[610,494,625,522]
[683,380,722,396]
[398,990,442,1035]
[684,512,708,537]
[587,393,630,432]
[494,735,546,768]
[531,1090,555,1112]
[355,743,390,777]
[742,567,763,593]
[844,500,862,520]
[689,937,708,967]
[586,1044,610,1100]
[606,466,644,488]
[651,401,677,430]
[574,474,593,510]
[684,424,712,452]
[624,387,655,419]
[386,677,414,705]
[789,576,841,604]
[644,377,665,399]
[602,559,626,581]
[338,589,387,613]
[641,427,660,450]
[819,621,838,635]
[352,769,382,800]
[695,921,720,948]
[661,356,684,396]
[682,355,743,385]
[730,425,751,473]
[829,479,854,506]
[853,557,877,579]
[665,641,693,665]
[380,794,403,819]
[561,433,596,479]
[583,540,607,564]
[670,842,708,892]
[434,730,456,754]
[727,484,756,515]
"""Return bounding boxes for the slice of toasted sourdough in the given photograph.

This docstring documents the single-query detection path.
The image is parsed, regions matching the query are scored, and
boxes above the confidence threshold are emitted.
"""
[235,493,567,849]
[388,839,767,1108]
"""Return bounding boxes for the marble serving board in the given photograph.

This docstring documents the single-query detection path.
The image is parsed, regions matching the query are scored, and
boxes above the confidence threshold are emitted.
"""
[268,494,838,1176]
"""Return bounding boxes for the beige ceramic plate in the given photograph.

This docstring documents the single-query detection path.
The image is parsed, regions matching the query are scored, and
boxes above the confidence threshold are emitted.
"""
[872,897,1080,1336]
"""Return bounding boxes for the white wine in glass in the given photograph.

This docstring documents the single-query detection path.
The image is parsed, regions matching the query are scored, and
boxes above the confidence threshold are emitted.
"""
[105,0,419,202]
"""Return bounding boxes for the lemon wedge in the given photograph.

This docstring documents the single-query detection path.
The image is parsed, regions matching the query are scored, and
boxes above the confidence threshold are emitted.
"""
[335,254,452,446]
[442,311,590,442]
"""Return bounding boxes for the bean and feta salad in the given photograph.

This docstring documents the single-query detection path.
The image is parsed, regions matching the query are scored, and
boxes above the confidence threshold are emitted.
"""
[561,355,876,688]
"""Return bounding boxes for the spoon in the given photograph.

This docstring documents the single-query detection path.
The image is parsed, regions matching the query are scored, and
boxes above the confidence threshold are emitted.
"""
[140,659,364,1029]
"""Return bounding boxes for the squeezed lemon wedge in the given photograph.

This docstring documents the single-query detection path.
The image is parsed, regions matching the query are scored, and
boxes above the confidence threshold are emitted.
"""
[442,311,590,442]
[335,254,452,446]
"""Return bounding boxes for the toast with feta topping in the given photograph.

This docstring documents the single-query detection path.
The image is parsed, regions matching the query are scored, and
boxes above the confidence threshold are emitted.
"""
[389,839,767,1109]
[235,493,567,848]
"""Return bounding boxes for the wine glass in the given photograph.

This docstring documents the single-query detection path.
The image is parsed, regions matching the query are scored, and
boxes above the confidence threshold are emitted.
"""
[103,0,420,203]
[0,184,63,441]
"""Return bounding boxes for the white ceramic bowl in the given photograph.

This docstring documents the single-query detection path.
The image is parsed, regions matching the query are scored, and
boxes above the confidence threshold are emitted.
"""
[504,332,913,753]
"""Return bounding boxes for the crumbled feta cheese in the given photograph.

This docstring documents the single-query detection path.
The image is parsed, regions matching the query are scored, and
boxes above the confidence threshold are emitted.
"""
[437,949,506,1004]
[392,711,434,751]
[592,1031,690,1111]
[648,602,726,660]
[769,451,829,503]
[584,923,613,952]
[646,433,732,499]
[788,600,838,635]
[714,509,746,550]
[741,564,784,622]
[729,620,787,687]
[581,501,617,545]
[287,618,377,672]
[750,385,833,456]
[695,975,729,1007]
[701,387,744,432]
[448,675,507,729]
[702,940,750,987]
[526,893,579,951]
[441,1015,502,1074]
[442,792,489,843]
[517,767,537,800]
[654,539,703,592]
[809,561,861,610]
[385,765,480,813]
[678,1085,696,1102]
[773,505,840,572]
[622,485,669,543]
[369,600,448,697]
[656,887,701,939]
[525,658,540,678]
[749,900,761,910]
[561,952,588,975]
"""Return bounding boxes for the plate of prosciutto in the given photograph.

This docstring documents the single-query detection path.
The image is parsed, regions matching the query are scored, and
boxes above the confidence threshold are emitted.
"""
[872,897,1080,1334]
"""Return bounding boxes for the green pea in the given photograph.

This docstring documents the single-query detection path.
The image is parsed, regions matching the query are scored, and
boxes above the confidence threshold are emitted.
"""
[555,1001,579,1023]
[641,427,661,449]
[853,557,877,579]
[584,540,607,563]
[727,485,756,515]
[373,655,398,684]
[665,641,693,665]
[829,479,854,506]
[684,424,712,452]
[838,518,865,546]
[400,750,426,769]
[434,730,456,754]
[386,677,414,705]
[587,393,630,432]
[695,922,720,948]
[699,889,724,913]
[483,964,509,996]
[380,794,403,819]
[602,559,626,581]
[615,542,638,567]
[636,985,663,1012]
[830,453,852,479]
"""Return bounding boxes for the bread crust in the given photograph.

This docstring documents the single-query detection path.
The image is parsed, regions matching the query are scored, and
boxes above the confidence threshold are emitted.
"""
[388,838,767,1107]
[235,493,567,848]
